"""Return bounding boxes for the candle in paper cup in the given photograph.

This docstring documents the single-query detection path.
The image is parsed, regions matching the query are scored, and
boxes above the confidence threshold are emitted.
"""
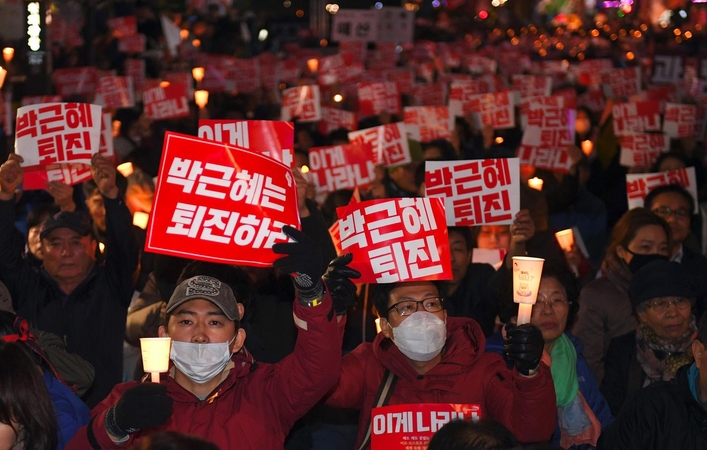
[133,212,149,230]
[528,177,543,191]
[140,337,172,382]
[555,229,574,252]
[375,318,381,334]
[581,140,593,155]
[512,256,545,325]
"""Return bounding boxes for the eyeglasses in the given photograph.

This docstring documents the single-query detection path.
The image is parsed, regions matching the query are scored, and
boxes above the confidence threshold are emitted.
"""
[652,206,691,220]
[645,297,692,314]
[387,297,444,316]
[535,299,571,311]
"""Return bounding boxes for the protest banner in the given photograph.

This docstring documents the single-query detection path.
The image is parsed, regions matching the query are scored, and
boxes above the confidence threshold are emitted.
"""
[612,101,661,136]
[331,9,380,42]
[461,91,515,130]
[281,85,322,122]
[118,34,146,54]
[146,132,299,267]
[663,103,697,138]
[336,197,452,283]
[404,106,454,142]
[15,102,102,166]
[308,143,376,202]
[329,189,361,255]
[107,16,137,38]
[521,104,575,148]
[517,146,573,174]
[601,67,641,98]
[319,107,359,135]
[53,67,98,97]
[125,58,146,92]
[447,79,495,117]
[511,75,552,99]
[626,167,699,213]
[22,163,93,190]
[384,68,415,95]
[142,83,190,120]
[357,82,401,116]
[377,6,414,43]
[651,54,683,84]
[348,122,411,167]
[412,82,447,107]
[425,158,520,226]
[95,76,135,109]
[619,133,670,167]
[198,120,295,167]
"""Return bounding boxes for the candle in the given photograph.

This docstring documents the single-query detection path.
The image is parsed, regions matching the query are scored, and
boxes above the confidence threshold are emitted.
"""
[117,162,134,178]
[132,212,149,230]
[581,140,593,155]
[195,90,209,109]
[512,256,545,325]
[555,229,574,252]
[192,67,205,83]
[528,177,544,191]
[140,337,172,383]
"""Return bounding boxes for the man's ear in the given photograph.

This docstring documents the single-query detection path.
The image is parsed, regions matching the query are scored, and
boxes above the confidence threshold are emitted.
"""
[380,318,394,339]
[231,328,246,353]
[158,325,168,338]
[237,303,245,321]
[694,340,705,370]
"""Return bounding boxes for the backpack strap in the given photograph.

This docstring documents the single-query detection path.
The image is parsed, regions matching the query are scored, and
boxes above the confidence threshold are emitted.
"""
[357,369,397,450]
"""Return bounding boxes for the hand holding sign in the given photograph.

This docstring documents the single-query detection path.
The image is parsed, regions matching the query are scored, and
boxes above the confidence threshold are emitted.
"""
[46,181,76,211]
[510,210,535,245]
[91,153,118,199]
[0,154,23,201]
[322,253,361,315]
[273,225,325,303]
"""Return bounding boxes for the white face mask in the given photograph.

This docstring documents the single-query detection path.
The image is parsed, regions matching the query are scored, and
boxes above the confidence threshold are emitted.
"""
[170,335,236,384]
[391,311,447,362]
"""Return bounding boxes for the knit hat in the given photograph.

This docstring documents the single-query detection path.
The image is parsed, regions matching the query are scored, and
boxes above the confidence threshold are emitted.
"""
[166,276,240,321]
[629,260,695,309]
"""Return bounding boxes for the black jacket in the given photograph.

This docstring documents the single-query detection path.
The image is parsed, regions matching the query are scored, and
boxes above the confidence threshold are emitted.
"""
[601,330,645,416]
[444,262,500,337]
[0,196,138,407]
[598,364,707,449]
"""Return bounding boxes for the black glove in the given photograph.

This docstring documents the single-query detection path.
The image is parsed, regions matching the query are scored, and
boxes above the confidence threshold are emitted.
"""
[105,383,173,438]
[272,225,325,302]
[322,253,361,315]
[503,323,544,376]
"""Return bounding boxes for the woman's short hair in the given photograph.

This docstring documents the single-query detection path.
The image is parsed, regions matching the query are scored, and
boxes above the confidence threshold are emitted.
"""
[603,208,671,267]
[0,341,58,450]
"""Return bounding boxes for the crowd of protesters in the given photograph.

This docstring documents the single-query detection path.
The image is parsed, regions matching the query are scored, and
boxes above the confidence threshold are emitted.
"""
[4,1,707,449]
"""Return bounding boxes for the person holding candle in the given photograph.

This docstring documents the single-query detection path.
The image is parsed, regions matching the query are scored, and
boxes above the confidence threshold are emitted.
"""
[67,227,360,450]
[324,280,555,449]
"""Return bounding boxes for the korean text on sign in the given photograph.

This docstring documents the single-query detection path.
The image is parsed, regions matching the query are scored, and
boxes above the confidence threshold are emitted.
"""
[403,106,454,142]
[15,102,102,167]
[357,82,402,116]
[425,158,520,227]
[147,132,300,267]
[143,84,190,120]
[281,85,321,122]
[619,133,669,167]
[22,163,93,191]
[308,143,376,203]
[663,103,697,138]
[626,167,699,213]
[336,197,452,284]
[612,101,661,136]
[348,122,411,167]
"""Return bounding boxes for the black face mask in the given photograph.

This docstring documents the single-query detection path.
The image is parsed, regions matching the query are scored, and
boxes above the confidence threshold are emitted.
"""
[626,249,669,274]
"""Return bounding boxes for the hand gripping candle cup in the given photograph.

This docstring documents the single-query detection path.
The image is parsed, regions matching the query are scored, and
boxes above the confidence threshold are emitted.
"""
[140,337,172,382]
[554,229,574,252]
[512,256,545,325]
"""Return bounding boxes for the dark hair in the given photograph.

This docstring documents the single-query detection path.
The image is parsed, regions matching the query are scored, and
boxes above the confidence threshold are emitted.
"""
[448,226,473,251]
[129,431,219,450]
[650,152,690,173]
[27,204,60,231]
[643,183,695,218]
[540,261,580,329]
[82,179,100,199]
[0,341,58,450]
[698,314,707,345]
[372,281,444,319]
[427,419,520,450]
[422,139,458,160]
[603,208,671,269]
[321,189,354,227]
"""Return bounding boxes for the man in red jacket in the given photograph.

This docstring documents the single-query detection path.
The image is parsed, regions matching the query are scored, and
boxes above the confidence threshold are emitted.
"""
[325,280,557,449]
[68,227,356,450]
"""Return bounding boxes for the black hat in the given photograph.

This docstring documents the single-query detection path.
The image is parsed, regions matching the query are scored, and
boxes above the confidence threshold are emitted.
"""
[629,260,696,309]
[39,211,92,240]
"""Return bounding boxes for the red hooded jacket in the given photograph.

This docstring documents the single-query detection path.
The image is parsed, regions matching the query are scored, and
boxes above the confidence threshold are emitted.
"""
[325,317,557,448]
[67,295,340,450]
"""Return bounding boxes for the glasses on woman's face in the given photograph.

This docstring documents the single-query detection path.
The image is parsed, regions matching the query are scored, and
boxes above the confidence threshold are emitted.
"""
[652,206,691,221]
[535,299,571,311]
[645,297,692,314]
[387,297,444,317]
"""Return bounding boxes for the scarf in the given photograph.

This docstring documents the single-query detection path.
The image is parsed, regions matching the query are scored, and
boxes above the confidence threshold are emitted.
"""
[635,317,697,384]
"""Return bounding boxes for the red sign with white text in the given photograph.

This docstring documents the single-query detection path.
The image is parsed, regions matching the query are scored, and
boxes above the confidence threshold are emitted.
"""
[357,82,401,116]
[329,189,361,255]
[348,123,411,167]
[319,107,359,135]
[521,105,575,148]
[21,96,62,106]
[308,143,376,202]
[517,146,573,174]
[15,103,102,167]
[425,158,521,226]
[118,34,146,54]
[601,67,641,98]
[96,76,135,109]
[412,83,446,107]
[627,167,699,213]
[281,85,321,122]
[53,67,98,97]
[404,106,454,142]
[23,163,93,190]
[619,133,670,167]
[462,92,515,130]
[511,75,552,99]
[147,132,300,267]
[198,120,295,167]
[447,79,495,117]
[336,198,452,283]
[142,84,190,120]
[663,103,697,138]
[125,59,146,92]
[612,101,662,136]
[107,16,137,38]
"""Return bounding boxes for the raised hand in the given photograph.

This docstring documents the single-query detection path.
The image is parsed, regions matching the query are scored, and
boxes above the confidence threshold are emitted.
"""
[0,154,24,201]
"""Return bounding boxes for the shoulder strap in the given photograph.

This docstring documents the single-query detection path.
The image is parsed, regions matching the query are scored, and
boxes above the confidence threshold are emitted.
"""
[358,369,397,450]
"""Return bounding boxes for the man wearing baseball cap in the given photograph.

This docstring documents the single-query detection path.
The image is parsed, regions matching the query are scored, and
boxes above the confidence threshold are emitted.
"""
[68,226,361,450]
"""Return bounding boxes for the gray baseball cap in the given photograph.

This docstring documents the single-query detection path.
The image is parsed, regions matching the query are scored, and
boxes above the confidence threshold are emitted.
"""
[166,275,240,321]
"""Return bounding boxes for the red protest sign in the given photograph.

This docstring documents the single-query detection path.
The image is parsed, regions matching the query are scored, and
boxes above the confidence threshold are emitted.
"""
[281,85,322,122]
[318,53,354,86]
[96,76,135,109]
[308,143,376,202]
[125,58,145,92]
[107,16,137,38]
[577,88,605,113]
[384,68,415,95]
[612,101,661,136]
[15,103,102,167]
[319,107,359,134]
[447,79,495,117]
[23,163,93,190]
[463,55,497,75]
[521,104,575,148]
[142,83,190,120]
[511,75,552,99]
[329,189,361,256]
[601,67,641,98]
[198,120,295,167]
[348,123,411,167]
[663,103,697,138]
[357,82,401,116]
[619,133,669,167]
[164,73,194,99]
[53,67,98,97]
[403,106,454,142]
[425,158,521,226]
[463,91,515,130]
[118,34,146,54]
[225,58,261,93]
[21,96,62,106]
[370,403,481,449]
[627,167,698,213]
[517,146,573,174]
[147,132,300,267]
[336,197,452,283]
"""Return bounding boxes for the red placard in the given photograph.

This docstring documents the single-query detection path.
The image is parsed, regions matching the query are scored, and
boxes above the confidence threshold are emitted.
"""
[21,96,62,106]
[146,132,300,267]
[463,91,515,130]
[447,79,495,117]
[403,106,453,142]
[125,59,146,92]
[370,403,481,449]
[308,143,376,201]
[335,197,452,283]
[612,101,661,136]
[412,83,446,107]
[142,84,190,120]
[521,104,575,148]
[601,67,641,98]
[663,103,697,138]
[425,159,521,226]
[118,34,146,54]
[53,67,98,97]
[15,103,102,167]
[318,53,354,86]
[329,189,361,255]
[626,167,698,213]
[357,82,401,116]
[198,120,295,167]
[319,107,359,134]
[384,68,415,95]
[224,58,261,93]
[107,16,137,38]
[348,123,411,167]
[517,146,573,174]
[619,133,669,167]
[23,163,93,190]
[511,75,552,99]
[96,76,135,109]
[281,85,321,122]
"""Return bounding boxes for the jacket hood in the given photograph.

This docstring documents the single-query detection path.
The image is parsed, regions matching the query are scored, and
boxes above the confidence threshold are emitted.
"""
[372,317,486,382]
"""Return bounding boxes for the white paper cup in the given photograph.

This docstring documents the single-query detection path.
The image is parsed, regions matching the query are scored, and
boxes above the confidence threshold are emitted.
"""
[555,229,575,252]
[513,256,545,325]
[140,337,172,374]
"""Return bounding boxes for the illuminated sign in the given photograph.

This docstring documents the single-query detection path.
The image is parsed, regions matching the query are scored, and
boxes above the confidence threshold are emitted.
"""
[27,2,41,51]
